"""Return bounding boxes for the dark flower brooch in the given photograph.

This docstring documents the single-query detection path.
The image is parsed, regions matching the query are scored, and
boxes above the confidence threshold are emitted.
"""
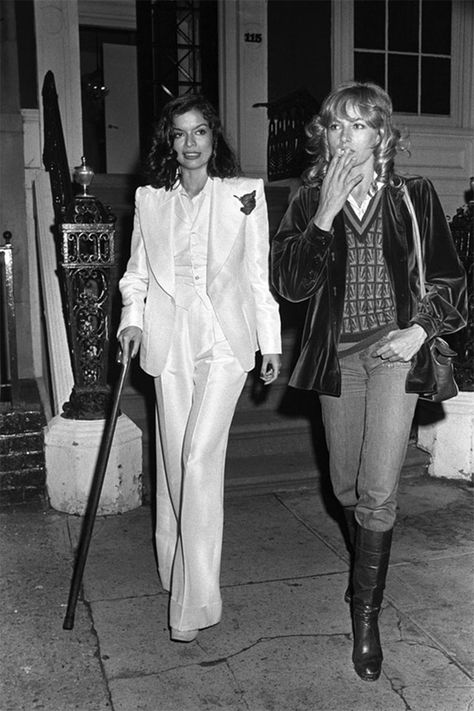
[234,190,256,215]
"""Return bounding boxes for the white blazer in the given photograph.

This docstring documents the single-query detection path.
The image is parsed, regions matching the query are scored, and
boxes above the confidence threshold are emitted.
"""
[118,177,281,376]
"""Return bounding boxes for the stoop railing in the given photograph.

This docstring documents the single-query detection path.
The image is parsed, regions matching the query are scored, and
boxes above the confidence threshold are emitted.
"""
[254,89,319,182]
[0,230,19,409]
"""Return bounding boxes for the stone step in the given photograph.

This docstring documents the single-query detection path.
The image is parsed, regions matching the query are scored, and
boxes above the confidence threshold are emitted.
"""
[0,449,46,472]
[119,325,320,498]
[120,375,316,433]
[1,466,46,490]
[225,450,320,494]
[225,441,430,496]
[0,468,47,509]
[227,409,314,458]
[0,430,44,455]
[120,383,317,495]
[0,380,47,509]
[0,409,45,435]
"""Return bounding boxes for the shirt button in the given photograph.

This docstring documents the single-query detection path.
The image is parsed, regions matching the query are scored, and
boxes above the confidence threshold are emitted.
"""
[195,275,200,280]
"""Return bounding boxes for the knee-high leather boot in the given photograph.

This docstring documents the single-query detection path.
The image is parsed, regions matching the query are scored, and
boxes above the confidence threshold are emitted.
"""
[342,507,356,603]
[351,526,393,682]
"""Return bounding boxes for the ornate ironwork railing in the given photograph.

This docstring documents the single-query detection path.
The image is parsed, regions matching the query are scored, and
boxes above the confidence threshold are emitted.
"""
[42,71,74,224]
[42,72,118,419]
[447,178,474,391]
[59,162,117,419]
[0,231,19,408]
[255,89,319,182]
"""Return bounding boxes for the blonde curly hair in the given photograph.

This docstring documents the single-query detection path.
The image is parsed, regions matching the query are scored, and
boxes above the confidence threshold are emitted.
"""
[303,81,408,188]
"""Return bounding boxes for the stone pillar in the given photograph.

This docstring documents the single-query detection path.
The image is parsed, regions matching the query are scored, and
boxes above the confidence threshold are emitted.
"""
[417,392,474,483]
[45,414,142,515]
[219,0,268,178]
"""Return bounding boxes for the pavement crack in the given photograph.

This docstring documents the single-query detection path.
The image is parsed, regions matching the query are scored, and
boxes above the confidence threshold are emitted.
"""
[199,656,228,667]
[393,608,472,679]
[221,658,252,710]
[221,569,347,590]
[82,597,116,710]
[199,631,349,664]
[142,632,351,680]
[274,493,349,563]
[383,670,413,711]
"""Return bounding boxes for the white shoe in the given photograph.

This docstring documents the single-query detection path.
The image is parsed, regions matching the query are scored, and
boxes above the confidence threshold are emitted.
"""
[170,627,198,643]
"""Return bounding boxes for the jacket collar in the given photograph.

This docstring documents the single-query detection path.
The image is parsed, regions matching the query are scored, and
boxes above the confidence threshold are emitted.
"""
[139,178,247,294]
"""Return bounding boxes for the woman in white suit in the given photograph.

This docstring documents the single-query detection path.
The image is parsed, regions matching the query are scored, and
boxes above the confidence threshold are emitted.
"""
[118,94,281,642]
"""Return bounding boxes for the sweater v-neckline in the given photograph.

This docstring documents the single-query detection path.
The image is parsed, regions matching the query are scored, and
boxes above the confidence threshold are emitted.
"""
[343,189,383,240]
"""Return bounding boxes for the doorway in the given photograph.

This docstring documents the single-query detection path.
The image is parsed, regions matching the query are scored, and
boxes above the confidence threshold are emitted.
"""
[79,27,138,174]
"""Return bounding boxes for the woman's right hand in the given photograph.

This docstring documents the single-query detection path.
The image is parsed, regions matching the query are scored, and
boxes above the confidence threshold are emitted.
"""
[314,149,362,230]
[118,326,142,363]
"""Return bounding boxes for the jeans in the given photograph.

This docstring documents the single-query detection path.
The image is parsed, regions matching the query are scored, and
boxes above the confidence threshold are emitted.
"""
[319,344,419,532]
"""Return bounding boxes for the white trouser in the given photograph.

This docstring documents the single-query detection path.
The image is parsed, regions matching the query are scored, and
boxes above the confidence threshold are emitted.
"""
[154,295,247,631]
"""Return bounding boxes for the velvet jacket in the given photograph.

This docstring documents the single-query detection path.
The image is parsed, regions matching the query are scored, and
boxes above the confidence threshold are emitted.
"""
[271,176,467,396]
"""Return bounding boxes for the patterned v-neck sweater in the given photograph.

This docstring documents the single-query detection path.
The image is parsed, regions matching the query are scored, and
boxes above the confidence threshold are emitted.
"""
[339,190,397,357]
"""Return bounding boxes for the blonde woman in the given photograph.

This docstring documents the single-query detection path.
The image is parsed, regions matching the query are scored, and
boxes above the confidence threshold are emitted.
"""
[272,82,466,681]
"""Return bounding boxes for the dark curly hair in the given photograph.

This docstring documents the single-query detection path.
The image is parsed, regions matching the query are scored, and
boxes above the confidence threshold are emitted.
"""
[146,94,241,189]
[303,81,409,188]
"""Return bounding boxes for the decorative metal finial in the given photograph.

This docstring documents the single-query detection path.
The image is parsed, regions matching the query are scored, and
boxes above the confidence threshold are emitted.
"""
[73,156,94,196]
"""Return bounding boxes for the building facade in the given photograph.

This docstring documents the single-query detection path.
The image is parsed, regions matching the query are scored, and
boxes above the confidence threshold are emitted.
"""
[1,0,473,502]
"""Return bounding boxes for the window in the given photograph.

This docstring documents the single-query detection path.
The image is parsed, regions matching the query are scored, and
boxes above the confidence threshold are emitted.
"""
[353,0,452,116]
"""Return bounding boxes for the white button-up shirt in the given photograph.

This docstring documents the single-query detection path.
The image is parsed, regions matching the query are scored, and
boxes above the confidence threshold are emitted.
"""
[347,175,384,220]
[173,178,213,309]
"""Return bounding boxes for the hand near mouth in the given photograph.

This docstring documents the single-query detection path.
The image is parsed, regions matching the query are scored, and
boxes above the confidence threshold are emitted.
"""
[313,150,363,230]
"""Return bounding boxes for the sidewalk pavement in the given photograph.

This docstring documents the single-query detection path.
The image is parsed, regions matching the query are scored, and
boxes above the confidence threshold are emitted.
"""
[1,462,473,711]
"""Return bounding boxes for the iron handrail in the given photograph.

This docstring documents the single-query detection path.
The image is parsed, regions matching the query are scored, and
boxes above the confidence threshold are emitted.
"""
[0,231,19,408]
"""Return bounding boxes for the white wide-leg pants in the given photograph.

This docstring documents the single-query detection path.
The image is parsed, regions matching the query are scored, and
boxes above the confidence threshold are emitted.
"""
[154,296,247,631]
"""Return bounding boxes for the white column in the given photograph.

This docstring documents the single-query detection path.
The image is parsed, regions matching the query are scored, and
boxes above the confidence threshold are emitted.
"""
[22,112,44,383]
[219,0,268,179]
[33,0,83,169]
[33,172,74,414]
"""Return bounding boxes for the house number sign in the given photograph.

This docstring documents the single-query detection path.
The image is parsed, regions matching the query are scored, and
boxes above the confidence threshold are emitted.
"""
[244,32,262,43]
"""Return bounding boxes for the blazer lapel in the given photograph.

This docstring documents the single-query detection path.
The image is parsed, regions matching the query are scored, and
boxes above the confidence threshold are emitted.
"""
[140,188,176,296]
[207,179,243,285]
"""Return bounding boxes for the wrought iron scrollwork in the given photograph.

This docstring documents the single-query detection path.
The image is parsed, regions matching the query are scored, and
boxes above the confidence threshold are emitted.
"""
[60,206,117,419]
[42,71,118,419]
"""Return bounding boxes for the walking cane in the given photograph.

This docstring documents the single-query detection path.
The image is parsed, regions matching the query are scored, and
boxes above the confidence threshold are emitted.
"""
[63,347,131,630]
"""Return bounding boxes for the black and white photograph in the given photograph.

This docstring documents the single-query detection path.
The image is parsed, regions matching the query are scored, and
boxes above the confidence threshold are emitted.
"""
[1,1,473,709]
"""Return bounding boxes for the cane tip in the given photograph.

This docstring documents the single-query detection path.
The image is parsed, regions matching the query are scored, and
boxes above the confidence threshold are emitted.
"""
[63,616,75,630]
